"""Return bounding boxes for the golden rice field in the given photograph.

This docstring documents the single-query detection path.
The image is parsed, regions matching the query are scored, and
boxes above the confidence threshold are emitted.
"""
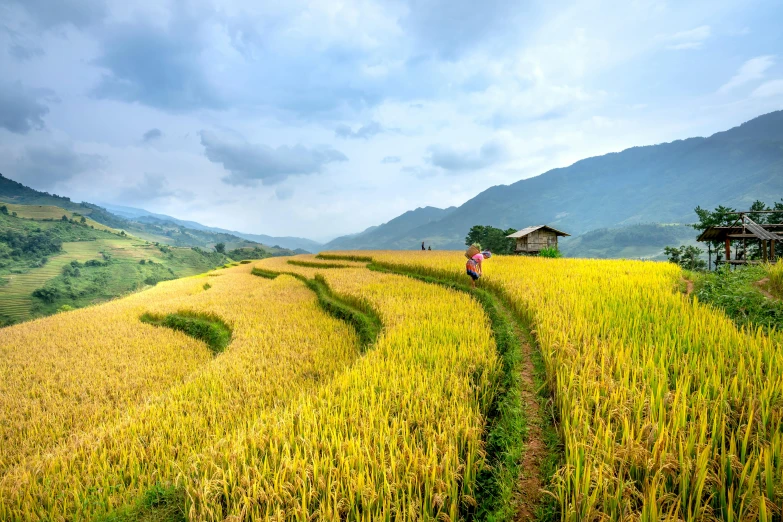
[1,251,781,521]
[350,250,783,521]
[0,257,498,520]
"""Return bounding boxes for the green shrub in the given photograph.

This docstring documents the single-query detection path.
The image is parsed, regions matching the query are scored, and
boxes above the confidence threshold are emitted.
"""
[538,246,562,258]
[32,286,60,303]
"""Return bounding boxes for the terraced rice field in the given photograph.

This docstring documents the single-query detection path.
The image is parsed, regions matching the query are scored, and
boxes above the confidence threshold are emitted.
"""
[3,203,117,232]
[3,251,781,521]
[0,241,106,321]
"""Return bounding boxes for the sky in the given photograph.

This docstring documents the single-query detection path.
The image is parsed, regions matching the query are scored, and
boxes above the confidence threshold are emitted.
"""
[1,0,782,242]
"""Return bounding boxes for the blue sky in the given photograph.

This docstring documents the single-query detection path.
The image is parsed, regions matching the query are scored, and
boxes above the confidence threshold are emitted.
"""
[0,0,781,241]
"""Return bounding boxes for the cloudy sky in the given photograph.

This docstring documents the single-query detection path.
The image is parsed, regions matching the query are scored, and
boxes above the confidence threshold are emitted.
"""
[1,0,782,241]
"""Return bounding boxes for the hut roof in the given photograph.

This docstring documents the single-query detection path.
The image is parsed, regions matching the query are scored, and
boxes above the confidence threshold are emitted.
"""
[697,223,783,242]
[506,225,570,238]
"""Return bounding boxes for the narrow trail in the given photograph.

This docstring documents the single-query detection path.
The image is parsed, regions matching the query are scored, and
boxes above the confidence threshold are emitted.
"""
[493,298,546,521]
[754,277,778,300]
[681,277,694,296]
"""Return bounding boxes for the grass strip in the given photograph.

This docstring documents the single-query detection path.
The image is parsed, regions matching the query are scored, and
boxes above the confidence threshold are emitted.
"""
[250,267,279,279]
[252,268,381,349]
[96,484,186,522]
[140,311,232,355]
[368,261,562,522]
[287,259,351,269]
[315,253,373,263]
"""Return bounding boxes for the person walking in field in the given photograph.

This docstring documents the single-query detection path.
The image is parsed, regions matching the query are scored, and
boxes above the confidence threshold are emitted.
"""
[422,241,426,251]
[465,246,491,288]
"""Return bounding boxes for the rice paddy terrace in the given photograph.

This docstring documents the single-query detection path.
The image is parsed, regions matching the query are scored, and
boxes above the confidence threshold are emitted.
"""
[0,251,780,521]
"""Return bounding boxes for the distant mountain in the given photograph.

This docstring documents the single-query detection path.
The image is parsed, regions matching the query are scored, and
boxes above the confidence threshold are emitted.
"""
[99,203,322,252]
[330,110,783,250]
[324,206,456,250]
[0,175,278,253]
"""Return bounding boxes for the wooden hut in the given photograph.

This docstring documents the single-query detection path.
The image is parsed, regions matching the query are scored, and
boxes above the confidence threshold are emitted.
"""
[697,212,782,265]
[506,225,570,255]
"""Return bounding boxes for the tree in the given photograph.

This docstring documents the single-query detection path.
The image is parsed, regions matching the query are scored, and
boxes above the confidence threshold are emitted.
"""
[0,205,8,215]
[214,242,226,254]
[61,215,68,221]
[464,225,517,254]
[664,245,707,271]
[80,216,86,224]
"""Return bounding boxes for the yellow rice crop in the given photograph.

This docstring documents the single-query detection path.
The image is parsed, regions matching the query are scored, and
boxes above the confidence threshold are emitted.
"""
[359,250,783,521]
[7,247,778,521]
[1,259,499,521]
[0,266,360,520]
[0,276,213,474]
[181,263,500,520]
[767,259,783,297]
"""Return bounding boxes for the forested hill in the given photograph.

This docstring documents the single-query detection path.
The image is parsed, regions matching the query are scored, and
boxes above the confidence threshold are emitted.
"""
[325,110,783,250]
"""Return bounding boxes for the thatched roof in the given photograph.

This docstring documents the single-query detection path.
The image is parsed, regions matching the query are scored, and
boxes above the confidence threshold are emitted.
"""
[507,225,570,238]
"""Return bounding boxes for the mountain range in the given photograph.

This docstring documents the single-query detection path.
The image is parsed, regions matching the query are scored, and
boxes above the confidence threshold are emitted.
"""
[3,110,782,257]
[324,110,783,251]
[99,203,323,252]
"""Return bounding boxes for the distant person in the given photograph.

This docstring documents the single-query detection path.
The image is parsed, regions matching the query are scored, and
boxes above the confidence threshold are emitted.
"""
[466,250,491,288]
[428,245,431,251]
[421,241,425,251]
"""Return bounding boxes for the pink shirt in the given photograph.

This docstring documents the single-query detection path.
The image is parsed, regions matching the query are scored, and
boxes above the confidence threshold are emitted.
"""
[472,253,484,269]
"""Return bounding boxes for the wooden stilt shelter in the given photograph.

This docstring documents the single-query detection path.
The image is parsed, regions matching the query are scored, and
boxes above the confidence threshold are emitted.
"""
[696,211,782,265]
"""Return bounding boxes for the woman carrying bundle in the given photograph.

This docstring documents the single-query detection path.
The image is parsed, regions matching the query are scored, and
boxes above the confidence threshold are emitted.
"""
[465,245,491,288]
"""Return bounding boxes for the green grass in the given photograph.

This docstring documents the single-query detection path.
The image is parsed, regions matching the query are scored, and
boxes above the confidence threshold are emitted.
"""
[316,253,373,263]
[96,484,186,522]
[287,259,351,269]
[140,311,232,355]
[693,264,783,331]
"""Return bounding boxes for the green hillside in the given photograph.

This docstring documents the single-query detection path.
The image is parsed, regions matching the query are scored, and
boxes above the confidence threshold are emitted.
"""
[324,110,783,251]
[0,206,233,326]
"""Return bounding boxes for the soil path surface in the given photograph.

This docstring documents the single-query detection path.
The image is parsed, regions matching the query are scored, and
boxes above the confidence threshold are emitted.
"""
[493,298,546,521]
[754,278,777,300]
[681,277,694,296]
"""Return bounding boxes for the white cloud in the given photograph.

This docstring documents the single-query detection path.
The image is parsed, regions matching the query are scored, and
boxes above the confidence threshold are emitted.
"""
[656,25,711,50]
[718,55,775,94]
[752,79,783,98]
